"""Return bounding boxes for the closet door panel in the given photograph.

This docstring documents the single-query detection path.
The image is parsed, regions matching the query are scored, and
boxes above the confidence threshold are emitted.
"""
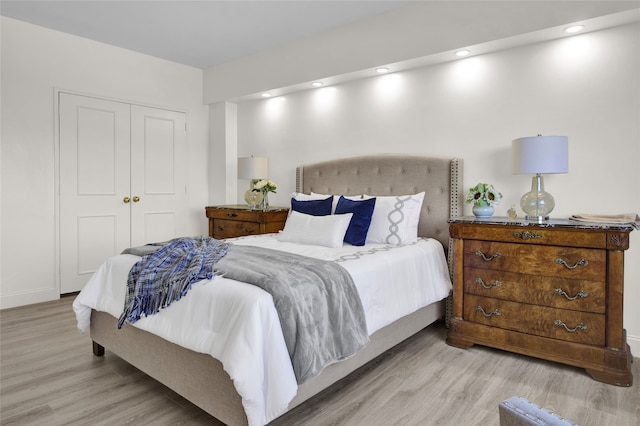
[59,93,131,293]
[130,106,187,246]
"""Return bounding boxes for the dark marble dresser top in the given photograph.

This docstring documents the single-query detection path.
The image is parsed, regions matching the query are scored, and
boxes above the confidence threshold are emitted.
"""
[449,216,638,231]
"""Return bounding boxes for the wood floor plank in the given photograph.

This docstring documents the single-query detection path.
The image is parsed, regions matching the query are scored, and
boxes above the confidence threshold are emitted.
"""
[1,295,639,425]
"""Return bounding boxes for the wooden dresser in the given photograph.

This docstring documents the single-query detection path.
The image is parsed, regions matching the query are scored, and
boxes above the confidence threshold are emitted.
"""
[205,205,289,239]
[447,217,635,386]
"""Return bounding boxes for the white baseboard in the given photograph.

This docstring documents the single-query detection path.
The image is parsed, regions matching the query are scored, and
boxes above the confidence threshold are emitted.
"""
[0,288,59,310]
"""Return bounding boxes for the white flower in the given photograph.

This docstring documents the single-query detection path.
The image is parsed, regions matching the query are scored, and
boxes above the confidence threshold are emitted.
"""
[252,179,277,194]
[465,182,502,207]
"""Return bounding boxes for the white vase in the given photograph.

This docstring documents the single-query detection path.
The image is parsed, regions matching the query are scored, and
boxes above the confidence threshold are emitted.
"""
[472,205,494,218]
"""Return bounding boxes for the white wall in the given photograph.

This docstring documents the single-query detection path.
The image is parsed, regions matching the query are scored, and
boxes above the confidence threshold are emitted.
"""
[0,17,209,308]
[235,24,640,353]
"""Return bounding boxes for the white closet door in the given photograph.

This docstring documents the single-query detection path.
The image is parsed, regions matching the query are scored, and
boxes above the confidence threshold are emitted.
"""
[130,106,187,246]
[59,93,131,293]
[60,95,188,294]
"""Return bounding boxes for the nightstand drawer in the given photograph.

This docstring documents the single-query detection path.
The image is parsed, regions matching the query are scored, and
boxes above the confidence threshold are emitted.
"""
[207,209,264,222]
[464,267,605,313]
[463,294,605,346]
[213,219,259,239]
[465,240,606,281]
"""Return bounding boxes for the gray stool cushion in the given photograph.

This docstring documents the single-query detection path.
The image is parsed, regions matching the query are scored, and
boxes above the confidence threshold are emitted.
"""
[499,396,578,426]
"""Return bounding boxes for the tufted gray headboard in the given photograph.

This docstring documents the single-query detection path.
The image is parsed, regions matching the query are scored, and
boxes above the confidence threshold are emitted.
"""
[295,154,463,250]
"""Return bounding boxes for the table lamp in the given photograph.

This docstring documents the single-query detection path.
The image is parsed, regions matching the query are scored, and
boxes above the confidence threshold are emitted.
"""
[238,156,268,207]
[512,135,568,222]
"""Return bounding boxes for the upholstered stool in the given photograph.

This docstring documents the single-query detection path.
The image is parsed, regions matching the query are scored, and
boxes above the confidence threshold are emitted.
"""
[499,396,578,426]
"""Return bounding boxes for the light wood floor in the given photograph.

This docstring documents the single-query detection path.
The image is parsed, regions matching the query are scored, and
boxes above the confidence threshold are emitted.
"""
[1,295,638,426]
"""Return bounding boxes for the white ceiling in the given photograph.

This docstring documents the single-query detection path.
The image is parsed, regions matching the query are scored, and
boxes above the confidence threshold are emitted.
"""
[3,1,638,102]
[0,0,414,69]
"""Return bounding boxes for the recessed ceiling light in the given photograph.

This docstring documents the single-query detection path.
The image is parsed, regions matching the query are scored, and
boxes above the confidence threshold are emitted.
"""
[455,50,471,57]
[312,82,324,87]
[376,67,389,73]
[261,93,271,98]
[565,25,584,33]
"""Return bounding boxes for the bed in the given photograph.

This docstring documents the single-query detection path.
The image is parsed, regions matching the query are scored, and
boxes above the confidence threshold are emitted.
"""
[73,154,463,426]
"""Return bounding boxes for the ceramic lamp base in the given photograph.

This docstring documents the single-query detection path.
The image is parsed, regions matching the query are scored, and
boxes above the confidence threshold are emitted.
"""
[244,187,263,209]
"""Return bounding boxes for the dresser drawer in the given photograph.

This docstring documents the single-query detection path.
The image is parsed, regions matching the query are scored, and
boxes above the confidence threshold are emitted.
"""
[464,240,606,281]
[451,224,607,248]
[464,267,605,313]
[463,294,605,346]
[213,219,259,239]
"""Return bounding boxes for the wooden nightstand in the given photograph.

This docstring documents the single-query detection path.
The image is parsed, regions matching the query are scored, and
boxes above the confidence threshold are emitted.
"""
[446,217,635,386]
[205,205,288,239]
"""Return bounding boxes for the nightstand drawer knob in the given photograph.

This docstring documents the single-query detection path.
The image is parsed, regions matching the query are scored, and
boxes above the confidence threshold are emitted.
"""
[475,278,502,289]
[554,288,589,300]
[475,250,502,262]
[227,212,238,217]
[513,231,542,240]
[475,306,501,318]
[554,319,588,333]
[555,258,589,270]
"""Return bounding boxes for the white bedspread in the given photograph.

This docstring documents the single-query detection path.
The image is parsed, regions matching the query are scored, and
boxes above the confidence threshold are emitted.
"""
[73,235,451,426]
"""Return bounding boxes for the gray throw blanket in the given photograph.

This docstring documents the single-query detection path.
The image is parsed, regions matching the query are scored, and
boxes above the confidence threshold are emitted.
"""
[216,245,369,384]
[118,239,369,384]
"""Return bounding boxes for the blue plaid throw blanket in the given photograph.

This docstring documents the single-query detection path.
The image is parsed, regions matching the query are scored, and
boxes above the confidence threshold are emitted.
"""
[117,237,229,328]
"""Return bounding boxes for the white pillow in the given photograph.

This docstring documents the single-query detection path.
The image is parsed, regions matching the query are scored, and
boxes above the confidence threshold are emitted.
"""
[291,192,328,201]
[311,192,362,213]
[364,192,425,246]
[277,211,353,248]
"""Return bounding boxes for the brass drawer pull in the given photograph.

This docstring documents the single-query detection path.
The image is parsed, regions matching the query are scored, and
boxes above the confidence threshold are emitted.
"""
[555,258,589,270]
[475,278,502,289]
[554,319,588,333]
[226,212,238,217]
[513,231,542,240]
[475,251,501,262]
[475,306,501,318]
[554,288,589,300]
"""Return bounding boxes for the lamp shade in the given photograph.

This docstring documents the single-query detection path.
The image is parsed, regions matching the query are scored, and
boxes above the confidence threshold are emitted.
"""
[238,156,268,179]
[512,135,568,174]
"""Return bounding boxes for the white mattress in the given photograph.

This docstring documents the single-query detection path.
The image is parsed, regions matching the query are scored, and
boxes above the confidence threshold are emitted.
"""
[73,235,452,426]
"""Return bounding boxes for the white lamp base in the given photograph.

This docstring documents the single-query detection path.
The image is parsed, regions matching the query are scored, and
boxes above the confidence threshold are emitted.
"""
[520,174,555,222]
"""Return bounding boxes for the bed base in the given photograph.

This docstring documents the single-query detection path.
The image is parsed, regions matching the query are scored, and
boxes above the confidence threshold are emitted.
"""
[91,301,444,425]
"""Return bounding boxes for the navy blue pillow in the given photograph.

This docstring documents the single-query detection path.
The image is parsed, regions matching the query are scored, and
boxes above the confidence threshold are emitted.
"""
[335,196,376,246]
[290,196,333,216]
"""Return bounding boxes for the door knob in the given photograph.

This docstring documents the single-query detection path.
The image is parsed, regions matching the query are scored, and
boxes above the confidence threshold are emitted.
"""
[123,196,130,203]
[133,196,140,202]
